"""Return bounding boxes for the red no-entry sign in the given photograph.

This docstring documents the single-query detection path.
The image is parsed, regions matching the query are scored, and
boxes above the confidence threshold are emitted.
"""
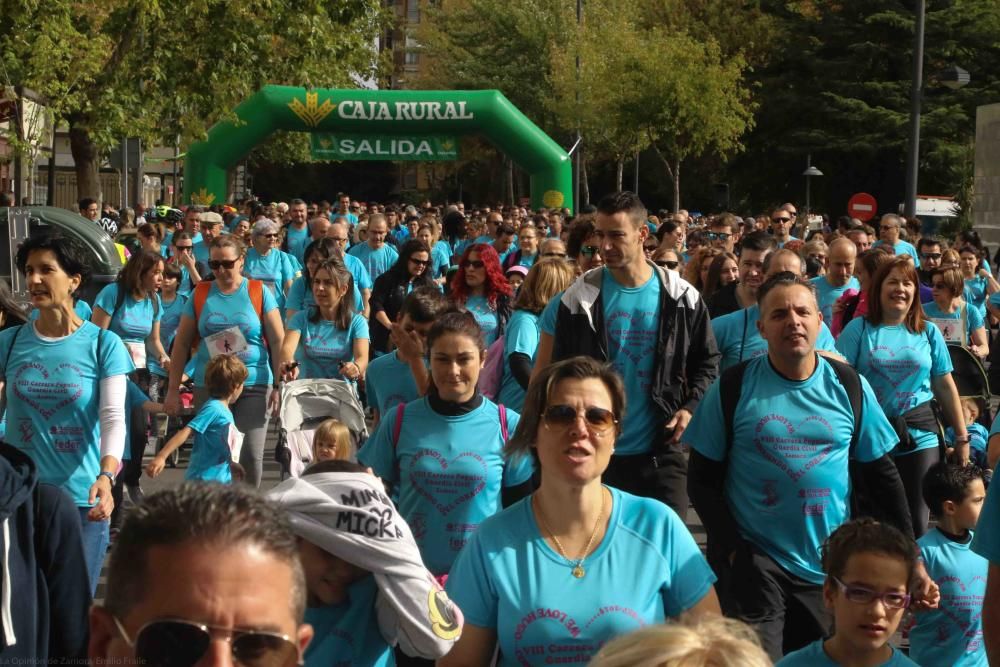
[847,192,877,222]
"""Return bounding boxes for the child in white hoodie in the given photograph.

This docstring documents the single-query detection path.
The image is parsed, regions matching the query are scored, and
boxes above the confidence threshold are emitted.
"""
[267,460,463,666]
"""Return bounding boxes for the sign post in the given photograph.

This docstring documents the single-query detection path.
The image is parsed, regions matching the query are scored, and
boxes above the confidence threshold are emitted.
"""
[847,192,878,222]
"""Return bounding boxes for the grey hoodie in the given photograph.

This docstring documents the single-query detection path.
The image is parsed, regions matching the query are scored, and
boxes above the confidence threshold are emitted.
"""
[266,472,463,659]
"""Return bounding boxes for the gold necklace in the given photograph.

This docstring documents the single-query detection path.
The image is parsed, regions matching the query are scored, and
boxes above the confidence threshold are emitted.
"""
[533,488,607,579]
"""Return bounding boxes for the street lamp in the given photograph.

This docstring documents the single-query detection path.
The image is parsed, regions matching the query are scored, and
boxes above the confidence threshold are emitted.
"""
[803,154,823,217]
[903,0,970,217]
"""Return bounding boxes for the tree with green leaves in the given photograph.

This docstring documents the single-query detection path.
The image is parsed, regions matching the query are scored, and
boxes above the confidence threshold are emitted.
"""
[0,0,390,201]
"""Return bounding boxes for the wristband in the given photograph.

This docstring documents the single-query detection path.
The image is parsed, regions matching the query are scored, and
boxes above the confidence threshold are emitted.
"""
[97,471,115,484]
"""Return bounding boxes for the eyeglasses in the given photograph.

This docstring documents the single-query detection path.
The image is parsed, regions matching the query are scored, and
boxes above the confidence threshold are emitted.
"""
[541,252,567,258]
[580,246,600,258]
[543,404,618,434]
[208,259,239,270]
[175,245,193,251]
[831,577,910,610]
[656,260,680,269]
[643,245,659,252]
[462,260,485,269]
[931,282,949,289]
[409,258,430,266]
[771,218,792,224]
[880,225,897,232]
[706,232,731,241]
[922,253,942,260]
[261,233,279,239]
[112,616,300,667]
[330,236,348,243]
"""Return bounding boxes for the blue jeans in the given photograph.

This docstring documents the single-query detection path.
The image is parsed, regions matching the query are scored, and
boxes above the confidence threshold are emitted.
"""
[78,507,109,596]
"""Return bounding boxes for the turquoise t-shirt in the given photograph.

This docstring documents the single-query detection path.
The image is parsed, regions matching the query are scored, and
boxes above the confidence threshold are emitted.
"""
[516,252,537,269]
[445,488,716,666]
[93,283,162,343]
[285,225,311,265]
[964,275,989,320]
[284,276,364,318]
[193,239,210,265]
[711,305,839,371]
[183,279,279,387]
[465,294,500,346]
[972,479,1000,567]
[287,311,369,381]
[358,397,532,575]
[431,241,451,278]
[348,243,399,283]
[366,350,420,417]
[873,239,921,267]
[0,322,133,506]
[185,398,235,483]
[304,576,392,667]
[948,422,989,456]
[243,248,297,310]
[777,640,918,666]
[812,275,860,324]
[684,355,896,583]
[148,293,189,378]
[497,310,540,411]
[923,301,984,346]
[910,528,988,667]
[28,299,92,322]
[836,319,952,454]
[344,253,374,292]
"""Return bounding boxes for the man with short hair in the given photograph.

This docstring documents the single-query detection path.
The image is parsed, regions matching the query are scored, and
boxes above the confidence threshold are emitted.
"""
[348,214,399,283]
[533,191,720,518]
[769,207,798,249]
[193,212,223,265]
[847,226,873,255]
[491,224,517,263]
[811,237,860,323]
[283,198,310,264]
[916,236,943,303]
[708,214,738,253]
[707,231,775,319]
[327,221,373,316]
[335,193,358,226]
[874,214,920,265]
[686,272,934,661]
[309,215,330,243]
[79,197,100,221]
[89,483,314,664]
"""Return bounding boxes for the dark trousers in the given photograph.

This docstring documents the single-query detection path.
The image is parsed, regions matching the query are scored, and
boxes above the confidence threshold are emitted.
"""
[894,447,940,538]
[726,541,830,662]
[601,448,688,521]
[393,649,433,667]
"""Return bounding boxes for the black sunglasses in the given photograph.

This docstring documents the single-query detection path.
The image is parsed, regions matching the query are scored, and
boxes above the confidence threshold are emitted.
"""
[112,616,300,667]
[922,253,943,260]
[174,245,193,251]
[543,404,618,433]
[409,257,430,266]
[580,245,600,258]
[655,260,680,269]
[771,217,792,224]
[208,258,239,270]
[706,232,731,241]
[462,259,485,269]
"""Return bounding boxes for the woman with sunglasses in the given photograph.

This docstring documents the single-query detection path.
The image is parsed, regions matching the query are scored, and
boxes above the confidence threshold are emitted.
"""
[164,235,285,488]
[566,218,604,275]
[835,256,969,536]
[651,247,682,274]
[451,244,513,346]
[441,357,720,667]
[368,240,437,356]
[167,231,207,297]
[359,311,534,583]
[285,238,364,322]
[925,266,989,358]
[497,258,576,412]
[244,218,299,313]
[279,256,368,385]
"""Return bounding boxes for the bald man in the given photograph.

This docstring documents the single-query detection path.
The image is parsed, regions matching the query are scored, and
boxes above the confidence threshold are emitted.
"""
[811,238,860,323]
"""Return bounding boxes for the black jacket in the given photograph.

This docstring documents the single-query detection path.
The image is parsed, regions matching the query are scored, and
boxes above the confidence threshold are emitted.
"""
[369,271,437,352]
[550,263,720,444]
[0,443,90,661]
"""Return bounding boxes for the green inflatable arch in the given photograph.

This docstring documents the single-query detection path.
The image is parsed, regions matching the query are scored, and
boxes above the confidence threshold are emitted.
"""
[184,85,572,212]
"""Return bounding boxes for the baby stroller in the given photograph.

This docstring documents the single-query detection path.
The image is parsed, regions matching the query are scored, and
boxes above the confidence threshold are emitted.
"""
[276,378,369,479]
[947,345,992,478]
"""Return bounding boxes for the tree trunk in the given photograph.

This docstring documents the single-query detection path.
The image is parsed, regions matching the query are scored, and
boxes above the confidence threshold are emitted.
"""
[581,154,590,207]
[69,120,101,202]
[672,158,681,213]
[615,157,624,192]
[506,157,514,205]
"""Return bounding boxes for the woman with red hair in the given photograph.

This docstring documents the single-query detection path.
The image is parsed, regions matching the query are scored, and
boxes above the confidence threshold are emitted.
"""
[450,243,512,345]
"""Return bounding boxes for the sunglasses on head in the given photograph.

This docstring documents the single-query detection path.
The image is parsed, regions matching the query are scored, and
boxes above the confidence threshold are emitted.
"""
[580,245,600,258]
[208,258,239,270]
[655,260,680,269]
[462,259,485,269]
[543,404,617,433]
[706,232,731,241]
[112,616,300,667]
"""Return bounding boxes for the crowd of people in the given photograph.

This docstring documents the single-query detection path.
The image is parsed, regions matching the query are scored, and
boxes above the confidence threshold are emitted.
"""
[0,189,999,666]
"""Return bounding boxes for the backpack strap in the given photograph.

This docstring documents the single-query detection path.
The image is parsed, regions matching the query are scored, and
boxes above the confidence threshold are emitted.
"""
[738,309,749,363]
[247,279,264,321]
[499,403,508,441]
[3,325,24,375]
[190,281,214,351]
[825,358,863,452]
[720,360,750,455]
